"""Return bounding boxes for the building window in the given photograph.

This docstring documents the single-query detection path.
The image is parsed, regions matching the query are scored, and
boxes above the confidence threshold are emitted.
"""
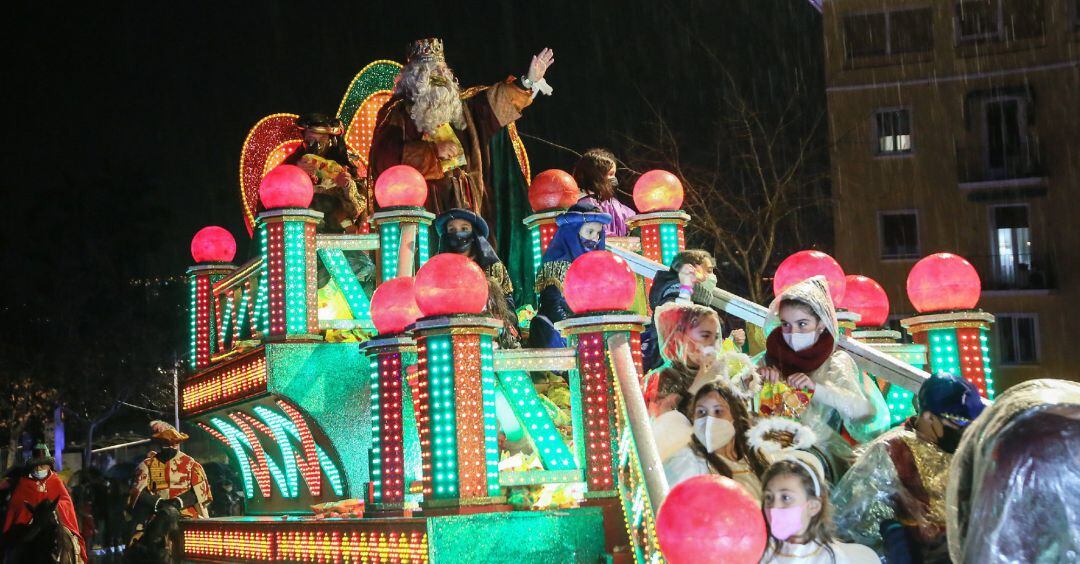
[996,313,1039,364]
[875,109,912,154]
[956,0,1003,42]
[990,205,1031,287]
[843,9,934,59]
[983,96,1032,178]
[956,0,1045,43]
[879,211,920,259]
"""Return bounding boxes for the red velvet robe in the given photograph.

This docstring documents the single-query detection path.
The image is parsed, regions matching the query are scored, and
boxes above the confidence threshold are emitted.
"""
[3,472,88,563]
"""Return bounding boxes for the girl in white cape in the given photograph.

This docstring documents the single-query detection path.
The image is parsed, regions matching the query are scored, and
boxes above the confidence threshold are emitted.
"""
[758,277,890,481]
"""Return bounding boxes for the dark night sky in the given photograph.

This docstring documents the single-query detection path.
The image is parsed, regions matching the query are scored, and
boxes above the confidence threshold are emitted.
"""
[3,0,822,341]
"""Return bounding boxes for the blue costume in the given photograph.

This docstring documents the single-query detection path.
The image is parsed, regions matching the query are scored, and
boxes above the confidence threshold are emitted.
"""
[527,202,611,348]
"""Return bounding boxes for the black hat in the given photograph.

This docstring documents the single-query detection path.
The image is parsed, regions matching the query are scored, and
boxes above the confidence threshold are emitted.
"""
[434,208,489,239]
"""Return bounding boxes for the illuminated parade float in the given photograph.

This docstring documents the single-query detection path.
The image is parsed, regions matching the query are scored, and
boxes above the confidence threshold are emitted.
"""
[173,58,965,563]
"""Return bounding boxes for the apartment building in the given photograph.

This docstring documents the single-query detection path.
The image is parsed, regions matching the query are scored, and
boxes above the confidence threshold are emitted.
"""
[823,0,1080,390]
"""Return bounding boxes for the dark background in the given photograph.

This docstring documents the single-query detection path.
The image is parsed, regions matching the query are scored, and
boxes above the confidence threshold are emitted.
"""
[1,1,823,439]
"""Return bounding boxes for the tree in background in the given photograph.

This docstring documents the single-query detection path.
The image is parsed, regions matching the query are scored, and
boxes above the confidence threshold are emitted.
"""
[628,79,830,305]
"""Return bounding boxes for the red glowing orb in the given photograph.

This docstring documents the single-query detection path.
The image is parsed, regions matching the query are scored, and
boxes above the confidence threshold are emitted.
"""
[563,251,637,314]
[841,275,890,327]
[528,169,580,212]
[907,253,981,313]
[370,277,424,335]
[374,165,428,208]
[633,170,684,213]
[414,254,489,316]
[773,250,847,304]
[259,164,314,209]
[656,475,767,564]
[190,226,236,263]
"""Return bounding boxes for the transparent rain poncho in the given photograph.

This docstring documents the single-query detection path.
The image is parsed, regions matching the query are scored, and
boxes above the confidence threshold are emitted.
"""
[830,425,952,557]
[762,277,892,476]
[946,378,1080,563]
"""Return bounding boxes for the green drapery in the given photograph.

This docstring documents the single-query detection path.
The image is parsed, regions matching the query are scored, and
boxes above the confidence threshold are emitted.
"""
[489,129,535,308]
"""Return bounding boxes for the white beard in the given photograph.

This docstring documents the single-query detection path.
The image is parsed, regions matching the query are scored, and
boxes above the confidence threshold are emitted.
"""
[396,63,467,136]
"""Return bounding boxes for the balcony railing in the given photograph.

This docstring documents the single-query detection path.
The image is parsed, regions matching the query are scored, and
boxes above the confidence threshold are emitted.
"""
[967,253,1055,291]
[956,143,1045,187]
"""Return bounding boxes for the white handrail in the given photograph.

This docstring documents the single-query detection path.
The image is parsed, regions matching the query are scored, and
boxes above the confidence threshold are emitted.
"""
[608,246,933,393]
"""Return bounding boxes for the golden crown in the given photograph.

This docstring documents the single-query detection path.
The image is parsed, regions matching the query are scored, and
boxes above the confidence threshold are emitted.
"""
[407,38,445,63]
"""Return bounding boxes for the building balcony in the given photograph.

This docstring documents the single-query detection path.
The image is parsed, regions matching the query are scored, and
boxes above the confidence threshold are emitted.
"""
[967,253,1055,292]
[956,144,1047,191]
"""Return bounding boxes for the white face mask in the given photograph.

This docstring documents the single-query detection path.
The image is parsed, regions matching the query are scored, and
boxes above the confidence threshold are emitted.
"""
[693,416,736,453]
[31,469,49,480]
[783,331,819,352]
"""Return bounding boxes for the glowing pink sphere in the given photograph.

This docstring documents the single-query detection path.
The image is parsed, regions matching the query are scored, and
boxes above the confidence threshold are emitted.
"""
[841,275,890,327]
[633,170,684,213]
[563,251,637,314]
[773,250,847,304]
[907,253,982,313]
[528,169,580,212]
[414,254,489,316]
[259,164,314,209]
[657,475,767,564]
[370,277,424,335]
[190,226,236,263]
[374,165,428,208]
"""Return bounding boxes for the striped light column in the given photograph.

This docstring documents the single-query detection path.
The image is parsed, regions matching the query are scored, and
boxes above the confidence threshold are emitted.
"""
[256,209,322,340]
[902,312,996,399]
[410,315,504,512]
[555,313,647,497]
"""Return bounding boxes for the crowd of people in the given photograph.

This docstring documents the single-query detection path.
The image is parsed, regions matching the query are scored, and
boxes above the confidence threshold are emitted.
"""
[0,422,242,563]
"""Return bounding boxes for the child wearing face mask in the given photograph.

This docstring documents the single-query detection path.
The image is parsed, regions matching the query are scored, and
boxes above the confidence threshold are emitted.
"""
[435,209,520,348]
[645,302,759,464]
[663,382,768,498]
[759,277,890,482]
[761,457,878,563]
[527,202,612,348]
[831,372,985,562]
[572,148,636,237]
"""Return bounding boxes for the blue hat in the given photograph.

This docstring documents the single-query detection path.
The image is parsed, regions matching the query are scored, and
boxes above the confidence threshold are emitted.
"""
[434,208,489,239]
[554,201,613,229]
[542,203,611,264]
[917,372,986,426]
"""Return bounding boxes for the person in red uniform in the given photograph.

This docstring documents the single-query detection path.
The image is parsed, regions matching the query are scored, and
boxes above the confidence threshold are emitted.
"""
[2,443,87,563]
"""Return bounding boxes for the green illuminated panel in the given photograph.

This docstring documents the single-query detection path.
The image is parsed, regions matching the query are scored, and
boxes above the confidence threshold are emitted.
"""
[426,336,458,498]
[417,223,430,267]
[980,328,995,399]
[254,225,271,336]
[189,278,198,367]
[928,328,962,379]
[284,222,308,335]
[480,337,500,496]
[529,226,542,281]
[658,223,680,266]
[317,248,375,331]
[497,371,576,471]
[379,223,401,281]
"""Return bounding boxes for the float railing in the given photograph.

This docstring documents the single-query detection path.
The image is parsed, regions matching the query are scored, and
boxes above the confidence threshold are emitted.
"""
[313,233,380,333]
[608,333,668,563]
[607,246,934,393]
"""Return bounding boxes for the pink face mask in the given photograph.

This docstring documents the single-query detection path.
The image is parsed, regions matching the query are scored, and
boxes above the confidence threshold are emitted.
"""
[768,504,805,541]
